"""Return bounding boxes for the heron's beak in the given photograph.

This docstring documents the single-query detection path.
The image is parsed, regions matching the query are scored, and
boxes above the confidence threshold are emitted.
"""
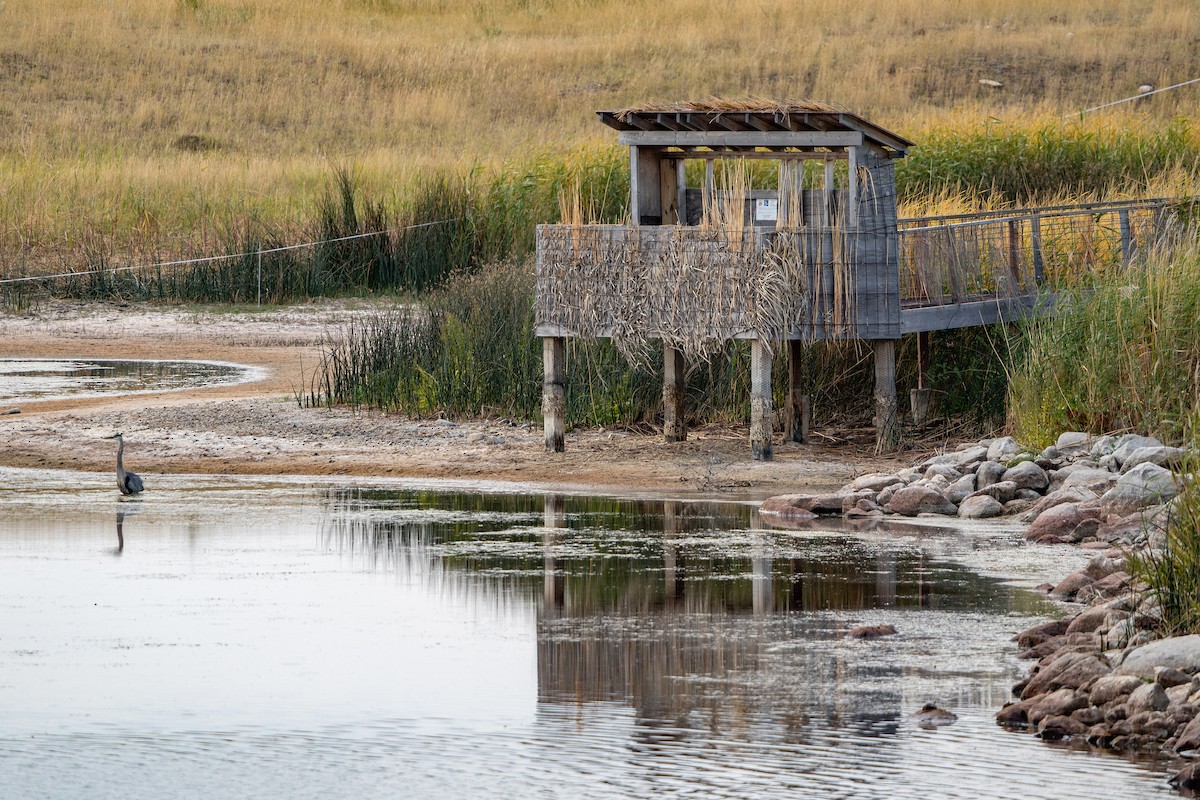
[102,434,119,439]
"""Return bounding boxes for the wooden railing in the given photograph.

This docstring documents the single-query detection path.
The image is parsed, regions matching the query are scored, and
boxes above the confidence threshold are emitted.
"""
[896,199,1187,308]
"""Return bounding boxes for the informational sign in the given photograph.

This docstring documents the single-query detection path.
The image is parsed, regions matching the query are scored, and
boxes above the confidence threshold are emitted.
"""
[754,199,778,222]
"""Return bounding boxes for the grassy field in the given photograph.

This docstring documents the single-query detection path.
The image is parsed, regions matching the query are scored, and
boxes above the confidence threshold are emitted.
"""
[3,0,1200,271]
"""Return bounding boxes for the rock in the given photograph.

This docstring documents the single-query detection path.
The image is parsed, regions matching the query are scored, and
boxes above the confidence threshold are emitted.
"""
[1066,606,1111,635]
[1028,688,1090,724]
[1019,638,1068,660]
[1126,709,1171,737]
[958,494,1004,519]
[969,480,1020,504]
[885,485,957,516]
[1025,501,1102,542]
[1004,460,1049,491]
[1071,706,1105,726]
[987,436,1021,462]
[1016,618,1071,649]
[1057,467,1118,494]
[1090,435,1119,459]
[1065,517,1102,543]
[876,484,901,507]
[1174,714,1200,752]
[759,495,820,519]
[1088,674,1144,707]
[1089,571,1131,598]
[913,703,958,727]
[1,407,19,415]
[1050,570,1095,599]
[1118,635,1200,678]
[945,474,977,505]
[1101,462,1180,516]
[1022,651,1110,699]
[1004,499,1036,515]
[849,473,905,492]
[1024,486,1099,523]
[1121,445,1187,473]
[1111,435,1165,467]
[922,445,989,470]
[1097,510,1155,545]
[924,463,961,481]
[995,700,1031,725]
[1038,714,1087,739]
[1126,682,1169,714]
[1057,431,1092,453]
[848,624,897,639]
[1170,764,1200,792]
[1158,666,1194,689]
[976,460,1008,490]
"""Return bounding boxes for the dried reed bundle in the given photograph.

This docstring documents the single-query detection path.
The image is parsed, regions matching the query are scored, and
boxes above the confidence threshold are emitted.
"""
[613,97,841,121]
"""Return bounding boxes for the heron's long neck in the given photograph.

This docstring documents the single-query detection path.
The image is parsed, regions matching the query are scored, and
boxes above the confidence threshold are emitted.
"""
[116,439,125,475]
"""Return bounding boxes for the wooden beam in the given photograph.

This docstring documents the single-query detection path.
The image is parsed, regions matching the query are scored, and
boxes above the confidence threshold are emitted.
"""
[873,339,899,453]
[617,131,864,148]
[785,340,809,444]
[663,344,686,442]
[750,339,773,460]
[847,146,859,226]
[543,337,566,452]
[899,295,1046,333]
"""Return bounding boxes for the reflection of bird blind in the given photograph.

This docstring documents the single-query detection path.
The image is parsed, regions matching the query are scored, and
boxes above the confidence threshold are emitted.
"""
[535,224,879,359]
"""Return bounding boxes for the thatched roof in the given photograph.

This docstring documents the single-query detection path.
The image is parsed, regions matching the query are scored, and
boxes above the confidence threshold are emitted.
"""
[598,98,911,154]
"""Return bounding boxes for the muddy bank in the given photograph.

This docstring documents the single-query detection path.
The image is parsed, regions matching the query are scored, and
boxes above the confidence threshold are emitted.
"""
[0,300,901,497]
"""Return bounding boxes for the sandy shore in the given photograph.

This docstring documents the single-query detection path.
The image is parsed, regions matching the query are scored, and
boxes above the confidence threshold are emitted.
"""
[0,300,909,498]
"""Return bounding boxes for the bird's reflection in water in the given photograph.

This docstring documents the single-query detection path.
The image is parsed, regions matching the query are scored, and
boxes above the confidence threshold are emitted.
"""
[113,504,142,556]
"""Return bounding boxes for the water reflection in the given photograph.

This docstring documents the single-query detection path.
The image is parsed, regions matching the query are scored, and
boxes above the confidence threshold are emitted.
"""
[0,358,256,402]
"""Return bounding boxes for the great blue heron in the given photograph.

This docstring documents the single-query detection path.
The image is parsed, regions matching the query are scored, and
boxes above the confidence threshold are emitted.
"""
[103,432,144,495]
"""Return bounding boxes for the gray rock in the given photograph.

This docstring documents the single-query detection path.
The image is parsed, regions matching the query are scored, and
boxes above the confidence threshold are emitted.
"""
[1118,635,1200,678]
[1090,435,1119,459]
[1126,682,1169,714]
[849,473,905,492]
[1111,435,1165,467]
[976,460,1008,490]
[876,484,901,507]
[1039,714,1088,739]
[958,494,1004,519]
[945,474,977,505]
[1051,570,1094,598]
[1175,714,1200,752]
[1005,460,1050,491]
[1156,666,1192,688]
[924,463,961,482]
[1066,606,1111,634]
[885,485,957,516]
[1025,501,1103,542]
[1101,461,1181,515]
[1028,688,1089,724]
[1058,466,1118,493]
[922,445,989,470]
[1038,445,1062,463]
[1088,674,1144,706]
[1022,651,1111,699]
[969,480,1019,504]
[988,436,1022,462]
[1056,431,1093,453]
[1121,445,1187,473]
[1024,486,1099,523]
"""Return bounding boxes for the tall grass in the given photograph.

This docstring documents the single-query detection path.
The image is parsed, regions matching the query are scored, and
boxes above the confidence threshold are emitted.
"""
[1008,242,1200,447]
[1128,447,1200,635]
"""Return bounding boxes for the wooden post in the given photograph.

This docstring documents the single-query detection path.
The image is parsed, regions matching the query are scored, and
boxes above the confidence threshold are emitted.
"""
[633,146,663,225]
[660,158,681,225]
[663,343,686,442]
[750,339,773,461]
[1031,215,1044,286]
[542,337,565,452]
[1007,219,1021,289]
[847,146,859,226]
[873,339,898,453]
[1119,209,1133,264]
[910,331,932,425]
[785,340,809,444]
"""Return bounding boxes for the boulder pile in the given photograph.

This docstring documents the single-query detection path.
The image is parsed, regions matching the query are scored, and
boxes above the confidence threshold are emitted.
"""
[761,432,1186,551]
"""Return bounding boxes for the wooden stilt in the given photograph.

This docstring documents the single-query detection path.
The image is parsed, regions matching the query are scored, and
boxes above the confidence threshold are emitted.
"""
[542,337,565,452]
[785,340,810,443]
[663,344,686,442]
[873,339,899,453]
[910,331,932,424]
[750,339,773,461]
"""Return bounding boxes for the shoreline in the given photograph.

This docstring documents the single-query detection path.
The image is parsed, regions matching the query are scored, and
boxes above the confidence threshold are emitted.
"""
[0,300,906,497]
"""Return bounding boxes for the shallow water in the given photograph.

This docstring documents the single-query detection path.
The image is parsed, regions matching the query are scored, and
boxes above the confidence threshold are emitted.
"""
[0,468,1179,799]
[0,358,259,403]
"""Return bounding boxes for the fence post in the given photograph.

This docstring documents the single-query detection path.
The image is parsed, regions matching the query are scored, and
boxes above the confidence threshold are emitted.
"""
[257,249,262,306]
[1007,219,1020,290]
[1031,215,1044,287]
[1119,209,1133,265]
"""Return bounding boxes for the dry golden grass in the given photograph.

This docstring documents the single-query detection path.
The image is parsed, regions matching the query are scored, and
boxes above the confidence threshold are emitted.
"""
[2,0,1199,270]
